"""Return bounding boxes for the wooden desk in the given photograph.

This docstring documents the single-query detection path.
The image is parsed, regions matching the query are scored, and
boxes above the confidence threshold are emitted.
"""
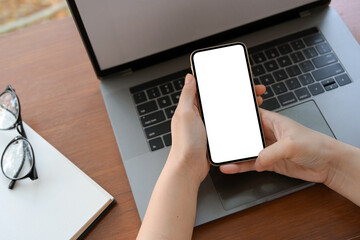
[1,0,359,239]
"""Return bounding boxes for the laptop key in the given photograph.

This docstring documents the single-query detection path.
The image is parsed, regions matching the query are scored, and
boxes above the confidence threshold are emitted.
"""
[277,56,292,67]
[278,92,297,106]
[173,78,184,90]
[299,60,315,73]
[291,39,305,50]
[273,69,288,81]
[303,47,318,59]
[271,82,288,95]
[260,74,275,86]
[321,78,336,86]
[137,101,158,115]
[312,63,344,81]
[324,83,338,91]
[140,110,166,127]
[160,83,175,95]
[285,65,301,77]
[146,87,161,99]
[252,64,266,76]
[262,87,274,99]
[265,48,280,59]
[290,51,305,63]
[316,42,332,54]
[335,74,351,86]
[312,53,337,68]
[163,133,172,147]
[171,91,181,104]
[165,106,177,119]
[285,78,301,90]
[322,78,338,91]
[157,96,172,108]
[278,43,292,55]
[252,52,267,64]
[294,87,311,100]
[253,78,260,85]
[308,83,325,96]
[264,60,279,72]
[148,137,164,151]
[261,97,280,111]
[303,33,324,46]
[145,120,171,139]
[298,73,315,86]
[133,91,147,104]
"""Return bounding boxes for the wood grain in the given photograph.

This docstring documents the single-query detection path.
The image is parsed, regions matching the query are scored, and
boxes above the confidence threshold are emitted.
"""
[0,0,359,239]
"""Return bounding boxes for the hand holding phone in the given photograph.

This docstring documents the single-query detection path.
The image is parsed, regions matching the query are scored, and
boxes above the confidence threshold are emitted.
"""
[190,42,265,165]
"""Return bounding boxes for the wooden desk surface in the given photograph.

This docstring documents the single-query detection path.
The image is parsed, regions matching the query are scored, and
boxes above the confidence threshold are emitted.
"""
[1,0,359,239]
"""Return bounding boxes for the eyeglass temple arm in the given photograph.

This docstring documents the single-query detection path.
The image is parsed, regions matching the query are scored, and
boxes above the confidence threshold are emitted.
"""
[8,148,26,189]
[31,163,38,180]
[8,180,16,189]
[18,119,38,180]
[8,167,38,190]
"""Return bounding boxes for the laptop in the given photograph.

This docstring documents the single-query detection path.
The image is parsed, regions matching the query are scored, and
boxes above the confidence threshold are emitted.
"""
[67,0,360,226]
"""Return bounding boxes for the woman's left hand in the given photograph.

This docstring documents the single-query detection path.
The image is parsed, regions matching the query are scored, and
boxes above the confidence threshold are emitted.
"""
[169,74,266,186]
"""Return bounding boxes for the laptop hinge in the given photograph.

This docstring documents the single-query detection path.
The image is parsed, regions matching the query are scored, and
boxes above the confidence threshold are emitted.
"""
[99,68,133,80]
[117,68,133,76]
[299,10,312,18]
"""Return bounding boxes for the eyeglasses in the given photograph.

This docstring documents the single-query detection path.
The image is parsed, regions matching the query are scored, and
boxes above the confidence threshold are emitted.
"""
[0,85,38,189]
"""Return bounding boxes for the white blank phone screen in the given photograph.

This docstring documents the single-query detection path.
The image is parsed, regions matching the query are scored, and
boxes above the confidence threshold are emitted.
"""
[193,44,264,164]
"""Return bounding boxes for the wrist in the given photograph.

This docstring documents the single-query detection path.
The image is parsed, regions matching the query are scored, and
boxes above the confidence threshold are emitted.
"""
[322,139,360,206]
[323,138,354,188]
[165,150,204,189]
[323,140,341,187]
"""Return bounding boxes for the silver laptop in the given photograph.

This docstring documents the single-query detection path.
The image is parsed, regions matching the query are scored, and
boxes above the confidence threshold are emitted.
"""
[67,0,360,225]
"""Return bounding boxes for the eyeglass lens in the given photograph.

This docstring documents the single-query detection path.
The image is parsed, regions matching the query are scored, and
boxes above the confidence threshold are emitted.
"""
[2,138,34,180]
[0,90,20,129]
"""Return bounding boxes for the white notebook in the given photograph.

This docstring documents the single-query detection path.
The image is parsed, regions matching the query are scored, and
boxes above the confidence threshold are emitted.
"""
[0,123,115,240]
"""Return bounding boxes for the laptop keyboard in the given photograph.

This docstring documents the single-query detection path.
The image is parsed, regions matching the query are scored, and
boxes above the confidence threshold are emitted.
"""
[130,28,352,151]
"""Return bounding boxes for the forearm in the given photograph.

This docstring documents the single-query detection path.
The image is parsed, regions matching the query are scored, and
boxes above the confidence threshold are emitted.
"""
[137,157,199,240]
[325,139,360,206]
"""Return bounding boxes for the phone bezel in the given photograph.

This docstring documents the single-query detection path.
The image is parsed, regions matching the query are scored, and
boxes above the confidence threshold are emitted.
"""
[190,42,266,166]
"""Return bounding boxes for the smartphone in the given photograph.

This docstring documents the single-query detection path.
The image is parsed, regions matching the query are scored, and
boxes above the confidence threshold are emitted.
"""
[190,42,265,165]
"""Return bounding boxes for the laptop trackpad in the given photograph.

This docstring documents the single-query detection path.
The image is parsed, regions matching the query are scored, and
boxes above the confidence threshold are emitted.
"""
[210,100,335,211]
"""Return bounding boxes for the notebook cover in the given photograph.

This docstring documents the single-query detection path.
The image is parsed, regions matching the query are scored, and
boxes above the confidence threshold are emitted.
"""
[0,123,115,239]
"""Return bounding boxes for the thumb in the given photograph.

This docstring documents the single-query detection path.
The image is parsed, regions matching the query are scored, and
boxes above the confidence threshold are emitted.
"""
[255,138,290,171]
[259,108,286,146]
[178,74,197,109]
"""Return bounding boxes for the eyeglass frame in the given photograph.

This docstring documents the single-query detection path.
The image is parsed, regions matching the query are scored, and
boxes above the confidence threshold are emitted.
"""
[0,85,38,189]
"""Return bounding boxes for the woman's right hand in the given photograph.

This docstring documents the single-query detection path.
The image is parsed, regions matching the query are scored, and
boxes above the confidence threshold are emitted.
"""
[220,109,338,184]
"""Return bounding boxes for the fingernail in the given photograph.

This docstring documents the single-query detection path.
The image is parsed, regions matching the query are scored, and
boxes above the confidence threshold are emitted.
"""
[185,74,193,84]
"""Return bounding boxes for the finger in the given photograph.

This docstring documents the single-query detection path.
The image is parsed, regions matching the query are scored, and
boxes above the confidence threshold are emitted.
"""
[257,96,263,106]
[260,108,301,140]
[260,108,294,127]
[255,85,266,96]
[178,74,196,109]
[255,139,290,171]
[259,108,290,147]
[259,108,287,139]
[220,160,256,174]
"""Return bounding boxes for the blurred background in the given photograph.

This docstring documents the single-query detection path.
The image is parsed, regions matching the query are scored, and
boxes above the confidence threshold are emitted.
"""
[0,0,70,35]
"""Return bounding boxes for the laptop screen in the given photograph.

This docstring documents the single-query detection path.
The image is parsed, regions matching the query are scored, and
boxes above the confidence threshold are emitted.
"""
[73,0,320,73]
